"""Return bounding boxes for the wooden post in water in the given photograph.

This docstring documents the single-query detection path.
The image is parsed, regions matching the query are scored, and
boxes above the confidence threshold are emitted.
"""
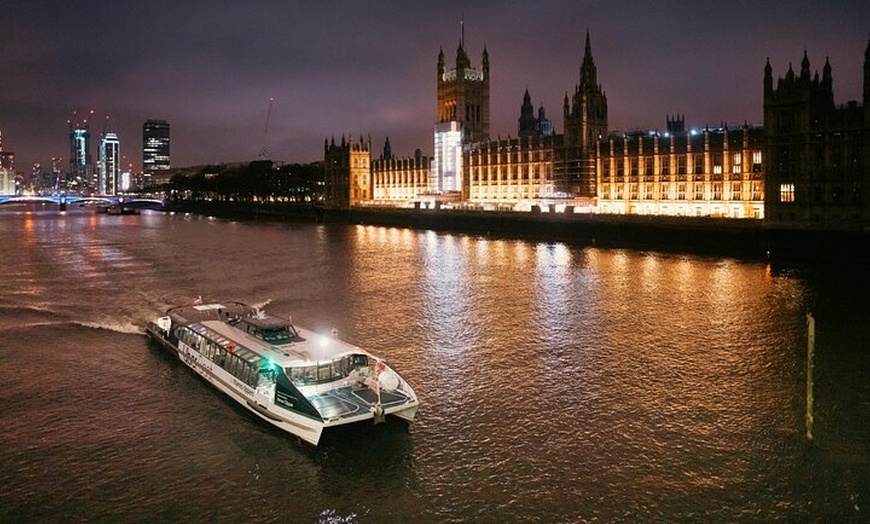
[806,312,815,442]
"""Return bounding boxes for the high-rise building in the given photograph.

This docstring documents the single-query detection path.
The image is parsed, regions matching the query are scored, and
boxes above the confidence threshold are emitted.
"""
[119,170,133,192]
[98,132,120,195]
[0,129,15,195]
[0,130,14,171]
[143,120,170,181]
[69,122,91,191]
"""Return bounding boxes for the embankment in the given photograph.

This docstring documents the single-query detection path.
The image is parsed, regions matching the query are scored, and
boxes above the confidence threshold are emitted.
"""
[166,201,867,264]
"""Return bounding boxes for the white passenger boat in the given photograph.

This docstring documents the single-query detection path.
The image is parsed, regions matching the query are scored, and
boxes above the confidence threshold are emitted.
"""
[145,301,419,446]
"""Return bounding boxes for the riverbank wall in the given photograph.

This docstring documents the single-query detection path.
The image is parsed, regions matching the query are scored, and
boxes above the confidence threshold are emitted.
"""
[166,201,866,264]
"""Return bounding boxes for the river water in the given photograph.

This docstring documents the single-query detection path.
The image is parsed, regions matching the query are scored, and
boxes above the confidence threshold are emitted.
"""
[0,206,867,523]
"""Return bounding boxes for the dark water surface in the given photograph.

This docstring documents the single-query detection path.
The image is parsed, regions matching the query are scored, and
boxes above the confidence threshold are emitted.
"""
[1,208,868,523]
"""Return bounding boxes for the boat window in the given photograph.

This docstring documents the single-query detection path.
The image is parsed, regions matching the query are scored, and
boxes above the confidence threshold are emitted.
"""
[349,354,369,370]
[178,327,193,346]
[260,326,296,344]
[237,360,248,382]
[228,354,241,376]
[317,362,339,382]
[289,366,315,385]
[286,358,354,386]
[258,369,277,387]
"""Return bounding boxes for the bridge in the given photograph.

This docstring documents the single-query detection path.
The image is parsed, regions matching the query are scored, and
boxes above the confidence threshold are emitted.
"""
[0,194,165,211]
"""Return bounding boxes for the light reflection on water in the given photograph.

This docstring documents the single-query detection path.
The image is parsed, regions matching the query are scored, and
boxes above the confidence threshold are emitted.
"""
[0,209,867,523]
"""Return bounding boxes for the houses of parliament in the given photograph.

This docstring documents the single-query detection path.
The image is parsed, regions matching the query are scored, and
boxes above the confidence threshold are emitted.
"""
[324,31,870,231]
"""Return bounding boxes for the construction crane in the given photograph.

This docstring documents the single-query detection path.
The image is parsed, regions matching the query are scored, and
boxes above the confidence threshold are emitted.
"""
[259,97,274,159]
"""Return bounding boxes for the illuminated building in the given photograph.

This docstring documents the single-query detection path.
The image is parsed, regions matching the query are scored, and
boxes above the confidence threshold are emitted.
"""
[69,121,91,191]
[460,35,603,210]
[323,136,371,207]
[433,34,490,197]
[371,139,430,204]
[597,116,765,218]
[561,30,608,199]
[0,169,13,195]
[324,30,600,210]
[119,171,133,192]
[763,43,870,229]
[0,130,13,171]
[0,130,15,194]
[433,122,463,194]
[0,131,13,194]
[143,120,171,183]
[97,131,120,195]
[465,135,561,210]
[323,28,785,222]
[50,157,64,193]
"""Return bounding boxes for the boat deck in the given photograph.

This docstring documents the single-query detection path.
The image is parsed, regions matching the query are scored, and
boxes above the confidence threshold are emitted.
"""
[166,302,258,325]
[310,385,412,420]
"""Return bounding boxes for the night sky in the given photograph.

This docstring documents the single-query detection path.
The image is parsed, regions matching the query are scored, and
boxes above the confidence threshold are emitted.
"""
[3,1,868,172]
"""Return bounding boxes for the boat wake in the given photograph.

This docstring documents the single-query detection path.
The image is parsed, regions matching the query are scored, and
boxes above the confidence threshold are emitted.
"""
[76,320,145,335]
[0,305,67,330]
[0,320,68,332]
[0,315,143,335]
[251,298,273,310]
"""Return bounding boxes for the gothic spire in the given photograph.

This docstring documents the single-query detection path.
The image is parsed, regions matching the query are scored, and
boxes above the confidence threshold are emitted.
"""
[383,137,392,160]
[800,50,811,80]
[579,28,598,93]
[864,37,870,102]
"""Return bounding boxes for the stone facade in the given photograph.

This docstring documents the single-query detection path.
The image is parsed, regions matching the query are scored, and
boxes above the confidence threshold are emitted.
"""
[763,43,870,229]
[324,136,371,207]
[597,118,765,218]
[322,30,870,232]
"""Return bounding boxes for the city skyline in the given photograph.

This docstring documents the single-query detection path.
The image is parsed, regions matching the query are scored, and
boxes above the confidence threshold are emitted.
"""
[3,1,868,173]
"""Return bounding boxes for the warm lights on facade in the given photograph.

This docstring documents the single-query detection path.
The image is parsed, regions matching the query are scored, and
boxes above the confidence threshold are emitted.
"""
[780,183,795,203]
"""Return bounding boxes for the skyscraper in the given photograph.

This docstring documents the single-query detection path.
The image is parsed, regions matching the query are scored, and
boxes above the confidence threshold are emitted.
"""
[0,130,14,171]
[143,120,170,181]
[0,129,15,195]
[98,132,120,195]
[69,121,91,192]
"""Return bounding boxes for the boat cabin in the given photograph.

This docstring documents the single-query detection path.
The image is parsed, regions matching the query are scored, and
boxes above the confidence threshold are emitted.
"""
[236,314,304,345]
